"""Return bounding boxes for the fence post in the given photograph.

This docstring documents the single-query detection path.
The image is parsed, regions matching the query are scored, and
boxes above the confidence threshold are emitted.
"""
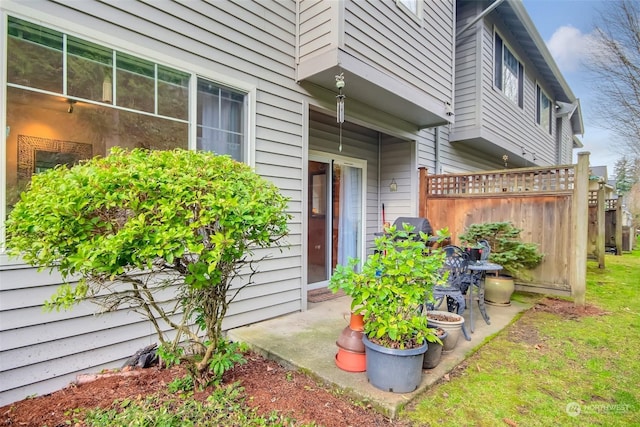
[596,183,605,268]
[572,152,589,306]
[616,196,623,255]
[418,167,428,218]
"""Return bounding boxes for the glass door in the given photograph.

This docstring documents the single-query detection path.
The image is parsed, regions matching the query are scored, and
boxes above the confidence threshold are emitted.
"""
[308,155,364,289]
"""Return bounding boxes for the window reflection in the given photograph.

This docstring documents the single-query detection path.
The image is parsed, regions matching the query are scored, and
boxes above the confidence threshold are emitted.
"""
[3,15,247,219]
[5,88,188,214]
[7,17,63,93]
[116,52,155,113]
[67,36,113,103]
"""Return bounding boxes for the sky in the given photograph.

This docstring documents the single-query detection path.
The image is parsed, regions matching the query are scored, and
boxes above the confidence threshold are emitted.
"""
[522,0,619,178]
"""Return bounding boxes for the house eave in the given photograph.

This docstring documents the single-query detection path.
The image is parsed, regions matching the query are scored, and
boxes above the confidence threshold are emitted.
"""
[450,128,530,168]
[495,0,576,104]
[297,49,453,129]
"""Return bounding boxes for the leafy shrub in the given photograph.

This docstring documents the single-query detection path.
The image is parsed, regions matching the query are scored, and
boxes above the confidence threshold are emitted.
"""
[6,148,290,383]
[458,221,543,278]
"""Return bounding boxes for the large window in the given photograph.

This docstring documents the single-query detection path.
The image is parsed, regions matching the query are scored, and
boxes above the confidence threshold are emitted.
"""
[536,85,552,134]
[3,16,247,233]
[494,33,523,108]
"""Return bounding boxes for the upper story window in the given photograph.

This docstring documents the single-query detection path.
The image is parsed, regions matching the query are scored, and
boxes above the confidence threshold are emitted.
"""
[3,16,248,245]
[396,0,422,19]
[494,33,523,108]
[536,85,552,134]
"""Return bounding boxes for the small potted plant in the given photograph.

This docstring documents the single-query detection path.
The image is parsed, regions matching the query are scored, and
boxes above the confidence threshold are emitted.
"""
[464,242,484,262]
[329,224,448,393]
[459,221,543,305]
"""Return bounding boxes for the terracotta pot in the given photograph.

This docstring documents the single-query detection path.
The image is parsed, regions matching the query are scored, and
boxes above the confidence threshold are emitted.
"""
[484,276,515,306]
[336,325,365,353]
[348,312,365,332]
[335,348,366,372]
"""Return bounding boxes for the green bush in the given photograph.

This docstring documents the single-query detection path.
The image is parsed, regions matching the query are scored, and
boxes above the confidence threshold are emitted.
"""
[6,147,290,383]
[329,224,448,349]
[458,221,543,279]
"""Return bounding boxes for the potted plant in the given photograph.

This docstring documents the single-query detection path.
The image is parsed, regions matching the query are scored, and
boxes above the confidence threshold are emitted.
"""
[425,310,466,353]
[459,221,543,305]
[422,326,448,369]
[464,242,484,262]
[329,224,448,393]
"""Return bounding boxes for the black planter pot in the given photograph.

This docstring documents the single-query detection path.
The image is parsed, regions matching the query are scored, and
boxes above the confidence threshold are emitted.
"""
[422,328,448,369]
[465,247,483,262]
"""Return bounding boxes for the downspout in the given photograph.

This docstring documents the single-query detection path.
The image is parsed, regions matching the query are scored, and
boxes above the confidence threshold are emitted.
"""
[377,133,381,231]
[434,127,441,174]
[457,0,507,45]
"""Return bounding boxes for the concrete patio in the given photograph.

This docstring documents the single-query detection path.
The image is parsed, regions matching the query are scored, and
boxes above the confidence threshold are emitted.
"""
[227,295,531,418]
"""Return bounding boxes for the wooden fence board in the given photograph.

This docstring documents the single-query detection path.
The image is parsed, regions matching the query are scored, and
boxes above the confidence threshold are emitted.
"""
[419,157,591,299]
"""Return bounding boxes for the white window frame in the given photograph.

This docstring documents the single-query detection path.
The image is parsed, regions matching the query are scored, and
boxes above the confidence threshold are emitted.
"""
[536,84,552,135]
[494,31,524,109]
[396,0,422,22]
[1,10,256,254]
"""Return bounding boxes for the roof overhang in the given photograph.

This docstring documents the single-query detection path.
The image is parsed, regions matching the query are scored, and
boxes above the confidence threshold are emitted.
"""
[297,49,452,129]
[493,0,577,105]
[556,100,585,136]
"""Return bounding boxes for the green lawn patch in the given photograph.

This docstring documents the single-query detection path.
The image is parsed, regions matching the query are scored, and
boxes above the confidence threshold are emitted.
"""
[402,243,640,426]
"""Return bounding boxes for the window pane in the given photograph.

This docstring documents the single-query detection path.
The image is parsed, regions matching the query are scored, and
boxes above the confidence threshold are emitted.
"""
[540,92,551,133]
[399,0,418,14]
[494,34,503,89]
[115,109,188,150]
[116,52,154,113]
[7,17,63,93]
[503,48,519,104]
[197,78,245,161]
[5,87,187,216]
[67,36,114,103]
[158,66,189,120]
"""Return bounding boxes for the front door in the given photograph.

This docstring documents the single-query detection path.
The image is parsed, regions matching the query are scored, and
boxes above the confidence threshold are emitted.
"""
[307,154,364,289]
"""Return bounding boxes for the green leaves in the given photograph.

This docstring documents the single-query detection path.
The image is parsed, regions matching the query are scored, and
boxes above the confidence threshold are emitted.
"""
[329,223,446,348]
[458,221,543,278]
[6,147,290,383]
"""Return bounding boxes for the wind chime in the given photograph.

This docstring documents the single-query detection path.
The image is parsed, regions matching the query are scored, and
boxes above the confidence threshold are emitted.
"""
[335,72,345,152]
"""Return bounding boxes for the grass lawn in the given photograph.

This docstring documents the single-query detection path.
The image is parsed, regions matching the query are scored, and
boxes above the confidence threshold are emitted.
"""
[402,241,640,426]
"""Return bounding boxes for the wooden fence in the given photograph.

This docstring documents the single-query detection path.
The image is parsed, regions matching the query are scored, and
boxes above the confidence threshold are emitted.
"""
[588,191,623,264]
[419,152,590,304]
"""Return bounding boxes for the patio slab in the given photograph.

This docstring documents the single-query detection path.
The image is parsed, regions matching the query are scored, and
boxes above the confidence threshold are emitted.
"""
[227,295,530,418]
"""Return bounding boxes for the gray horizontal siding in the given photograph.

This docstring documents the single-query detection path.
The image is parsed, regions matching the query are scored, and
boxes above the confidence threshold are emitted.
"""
[380,139,414,222]
[1,0,306,406]
[453,1,481,134]
[343,0,454,104]
[298,0,337,63]
[479,16,558,163]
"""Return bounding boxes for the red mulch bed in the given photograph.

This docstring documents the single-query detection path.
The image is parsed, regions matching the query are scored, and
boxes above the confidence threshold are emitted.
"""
[1,353,409,426]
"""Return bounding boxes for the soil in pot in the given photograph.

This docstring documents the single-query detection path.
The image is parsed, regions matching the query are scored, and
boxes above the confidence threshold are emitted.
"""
[426,311,465,353]
[422,327,448,369]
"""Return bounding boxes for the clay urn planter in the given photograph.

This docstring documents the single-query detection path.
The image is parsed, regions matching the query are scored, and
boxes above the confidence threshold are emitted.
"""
[484,275,516,306]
